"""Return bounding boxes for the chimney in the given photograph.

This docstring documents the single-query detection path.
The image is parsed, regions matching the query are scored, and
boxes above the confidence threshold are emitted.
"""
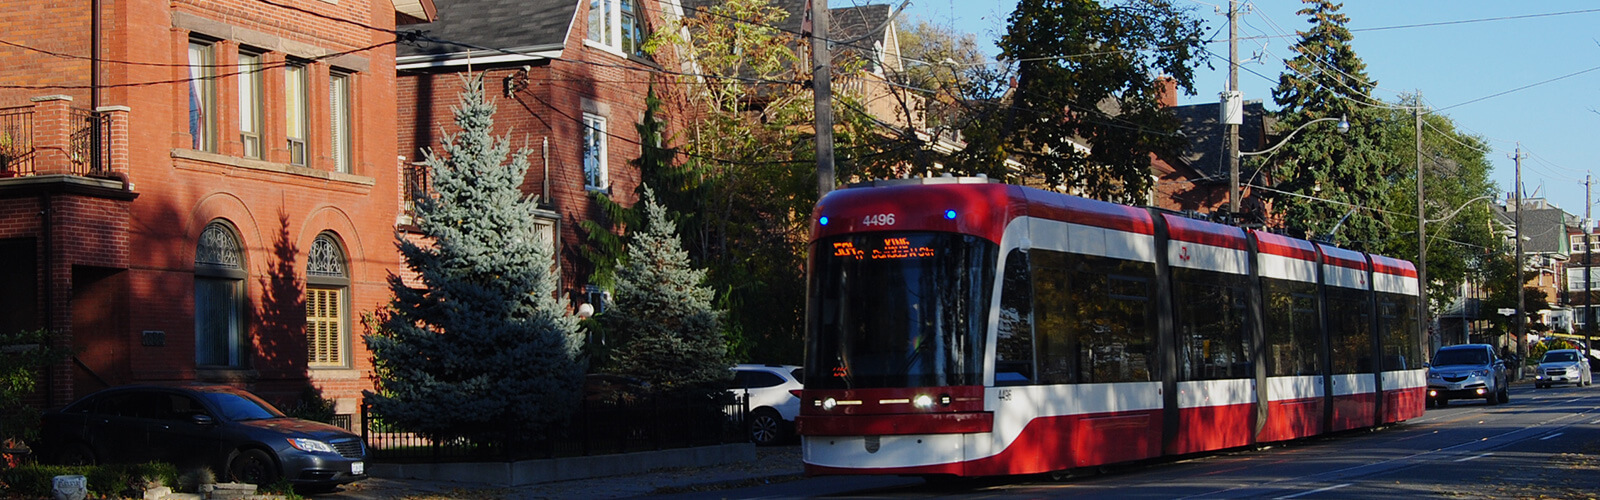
[1156,76,1177,108]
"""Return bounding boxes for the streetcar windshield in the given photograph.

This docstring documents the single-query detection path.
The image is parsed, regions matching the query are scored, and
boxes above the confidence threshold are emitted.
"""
[805,232,996,389]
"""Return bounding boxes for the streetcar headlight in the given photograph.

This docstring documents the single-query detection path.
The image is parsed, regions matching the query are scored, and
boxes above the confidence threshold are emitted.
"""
[913,394,935,409]
[822,397,837,411]
[819,216,830,226]
[944,209,957,220]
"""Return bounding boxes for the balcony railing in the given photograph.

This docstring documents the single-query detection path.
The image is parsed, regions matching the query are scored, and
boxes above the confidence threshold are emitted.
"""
[0,102,120,179]
[0,106,34,177]
[70,108,113,177]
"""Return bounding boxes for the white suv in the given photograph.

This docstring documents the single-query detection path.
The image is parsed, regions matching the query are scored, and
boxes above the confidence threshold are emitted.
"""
[729,364,803,446]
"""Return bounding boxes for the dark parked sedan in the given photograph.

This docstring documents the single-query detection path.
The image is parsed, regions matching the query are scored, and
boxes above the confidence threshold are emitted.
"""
[40,385,366,490]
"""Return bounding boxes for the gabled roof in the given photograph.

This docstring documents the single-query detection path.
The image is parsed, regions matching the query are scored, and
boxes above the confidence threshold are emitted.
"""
[1170,100,1270,182]
[396,0,578,66]
[1498,199,1576,256]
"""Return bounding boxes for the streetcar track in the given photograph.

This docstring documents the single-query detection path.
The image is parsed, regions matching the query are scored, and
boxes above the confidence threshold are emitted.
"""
[1170,388,1598,499]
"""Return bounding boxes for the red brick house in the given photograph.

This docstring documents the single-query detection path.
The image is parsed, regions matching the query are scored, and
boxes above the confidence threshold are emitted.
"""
[395,0,688,311]
[0,0,433,419]
[1151,88,1276,222]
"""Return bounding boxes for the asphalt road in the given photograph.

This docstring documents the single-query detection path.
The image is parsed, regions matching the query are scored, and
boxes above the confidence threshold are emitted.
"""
[683,382,1600,499]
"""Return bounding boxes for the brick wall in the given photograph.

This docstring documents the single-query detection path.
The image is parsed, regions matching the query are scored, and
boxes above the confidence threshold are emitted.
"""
[0,0,406,412]
[396,0,686,304]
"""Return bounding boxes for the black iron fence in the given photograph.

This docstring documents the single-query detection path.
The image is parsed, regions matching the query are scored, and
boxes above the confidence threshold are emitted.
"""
[361,392,749,463]
[69,108,113,177]
[0,106,33,177]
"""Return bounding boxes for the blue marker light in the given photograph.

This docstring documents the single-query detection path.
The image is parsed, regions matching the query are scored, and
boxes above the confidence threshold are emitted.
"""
[819,216,830,226]
[944,210,957,220]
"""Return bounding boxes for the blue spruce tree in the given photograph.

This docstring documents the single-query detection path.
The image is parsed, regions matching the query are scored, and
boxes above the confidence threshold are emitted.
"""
[603,186,728,395]
[366,75,584,445]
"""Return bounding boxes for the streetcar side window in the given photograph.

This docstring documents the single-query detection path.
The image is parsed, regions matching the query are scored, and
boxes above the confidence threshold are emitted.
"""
[1030,250,1156,385]
[1262,278,1322,377]
[1377,294,1418,371]
[996,249,1034,386]
[1172,268,1251,381]
[1326,287,1373,374]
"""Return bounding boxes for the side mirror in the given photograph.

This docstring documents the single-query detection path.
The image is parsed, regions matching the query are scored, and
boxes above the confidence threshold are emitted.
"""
[190,414,215,426]
[1422,362,1431,368]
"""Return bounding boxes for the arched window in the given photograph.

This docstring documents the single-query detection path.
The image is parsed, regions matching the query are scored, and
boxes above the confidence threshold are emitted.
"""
[306,233,349,368]
[195,221,246,367]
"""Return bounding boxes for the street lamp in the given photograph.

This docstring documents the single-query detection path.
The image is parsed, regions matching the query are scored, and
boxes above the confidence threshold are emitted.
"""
[1230,115,1350,217]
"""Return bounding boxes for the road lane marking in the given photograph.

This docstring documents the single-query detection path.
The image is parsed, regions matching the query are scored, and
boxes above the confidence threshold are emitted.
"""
[1454,453,1493,462]
[1274,483,1350,499]
[1541,432,1564,440]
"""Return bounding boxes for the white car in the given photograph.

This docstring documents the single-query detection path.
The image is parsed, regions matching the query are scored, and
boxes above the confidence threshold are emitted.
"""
[1535,349,1592,388]
[729,364,803,446]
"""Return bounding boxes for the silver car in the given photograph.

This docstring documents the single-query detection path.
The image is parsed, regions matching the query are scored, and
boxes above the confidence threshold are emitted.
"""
[1535,349,1592,388]
[1427,344,1509,406]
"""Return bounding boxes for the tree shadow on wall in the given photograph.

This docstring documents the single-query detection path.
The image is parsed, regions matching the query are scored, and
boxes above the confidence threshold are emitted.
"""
[254,210,307,401]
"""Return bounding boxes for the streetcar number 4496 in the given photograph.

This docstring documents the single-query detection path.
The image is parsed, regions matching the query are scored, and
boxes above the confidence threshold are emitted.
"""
[863,213,896,226]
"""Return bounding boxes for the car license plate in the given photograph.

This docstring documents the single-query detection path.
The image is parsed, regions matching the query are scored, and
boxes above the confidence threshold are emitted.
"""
[352,461,364,475]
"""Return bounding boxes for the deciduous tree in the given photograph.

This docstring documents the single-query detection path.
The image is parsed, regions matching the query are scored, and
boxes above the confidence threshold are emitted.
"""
[990,0,1205,202]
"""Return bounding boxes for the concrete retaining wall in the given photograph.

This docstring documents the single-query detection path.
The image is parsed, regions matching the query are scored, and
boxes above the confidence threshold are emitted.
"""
[367,444,756,486]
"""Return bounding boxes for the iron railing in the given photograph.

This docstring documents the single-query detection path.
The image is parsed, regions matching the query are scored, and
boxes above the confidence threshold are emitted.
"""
[361,392,749,463]
[0,106,34,177]
[69,108,113,177]
[0,106,116,179]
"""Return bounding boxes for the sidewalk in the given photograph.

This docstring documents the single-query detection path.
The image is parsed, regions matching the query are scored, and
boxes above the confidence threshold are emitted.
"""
[324,446,804,499]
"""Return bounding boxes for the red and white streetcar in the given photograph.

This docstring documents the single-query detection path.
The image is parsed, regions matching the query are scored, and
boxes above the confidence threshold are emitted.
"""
[797,176,1424,477]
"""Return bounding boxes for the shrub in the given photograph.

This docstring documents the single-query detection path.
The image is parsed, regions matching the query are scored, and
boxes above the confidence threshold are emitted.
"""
[0,329,73,443]
[282,385,337,424]
[1,462,175,497]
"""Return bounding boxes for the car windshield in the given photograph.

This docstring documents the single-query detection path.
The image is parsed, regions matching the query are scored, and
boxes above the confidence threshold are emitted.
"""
[1433,348,1489,366]
[1543,351,1579,363]
[200,390,285,421]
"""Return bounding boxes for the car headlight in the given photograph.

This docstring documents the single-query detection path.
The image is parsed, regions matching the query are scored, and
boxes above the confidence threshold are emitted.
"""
[1471,369,1489,377]
[288,438,336,453]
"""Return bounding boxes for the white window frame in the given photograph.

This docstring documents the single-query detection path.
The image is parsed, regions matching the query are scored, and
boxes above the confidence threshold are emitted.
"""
[188,40,217,152]
[330,71,352,173]
[586,0,647,57]
[582,113,608,191]
[285,63,309,166]
[238,51,263,159]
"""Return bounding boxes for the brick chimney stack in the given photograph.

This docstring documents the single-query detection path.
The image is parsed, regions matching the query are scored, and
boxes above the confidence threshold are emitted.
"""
[1156,76,1178,108]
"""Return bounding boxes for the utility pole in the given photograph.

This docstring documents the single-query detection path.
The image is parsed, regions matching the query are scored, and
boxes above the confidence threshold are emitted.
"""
[1588,175,1594,351]
[810,0,836,196]
[1513,145,1527,370]
[1415,96,1427,354]
[1224,0,1242,217]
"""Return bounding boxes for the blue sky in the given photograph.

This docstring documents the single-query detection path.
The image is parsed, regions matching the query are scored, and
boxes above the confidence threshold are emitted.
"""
[898,1,1600,222]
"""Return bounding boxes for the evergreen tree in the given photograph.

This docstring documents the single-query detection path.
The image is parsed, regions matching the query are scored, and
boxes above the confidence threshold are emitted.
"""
[1264,0,1403,249]
[366,75,584,445]
[601,186,728,394]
